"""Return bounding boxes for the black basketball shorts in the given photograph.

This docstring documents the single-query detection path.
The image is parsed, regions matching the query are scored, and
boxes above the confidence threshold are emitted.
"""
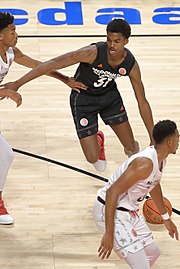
[70,87,128,139]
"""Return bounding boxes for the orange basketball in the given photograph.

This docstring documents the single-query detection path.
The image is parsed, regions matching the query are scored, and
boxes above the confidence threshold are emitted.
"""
[143,197,172,224]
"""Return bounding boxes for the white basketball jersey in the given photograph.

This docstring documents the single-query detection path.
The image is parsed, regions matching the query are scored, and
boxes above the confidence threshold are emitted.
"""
[0,47,14,84]
[97,146,166,211]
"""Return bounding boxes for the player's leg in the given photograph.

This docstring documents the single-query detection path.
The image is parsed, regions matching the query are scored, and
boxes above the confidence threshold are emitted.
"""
[124,250,150,269]
[70,91,106,171]
[113,212,149,265]
[124,242,160,268]
[100,86,139,157]
[0,134,14,224]
[144,242,160,267]
[80,131,106,172]
[134,214,160,267]
[79,133,99,162]
[93,200,152,268]
[110,122,139,157]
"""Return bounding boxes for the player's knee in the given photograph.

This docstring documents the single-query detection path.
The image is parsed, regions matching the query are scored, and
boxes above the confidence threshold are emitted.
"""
[150,245,161,266]
[125,250,151,269]
[144,242,161,267]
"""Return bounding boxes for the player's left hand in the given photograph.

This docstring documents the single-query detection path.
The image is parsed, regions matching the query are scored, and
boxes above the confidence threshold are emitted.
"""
[164,219,179,240]
[66,77,87,93]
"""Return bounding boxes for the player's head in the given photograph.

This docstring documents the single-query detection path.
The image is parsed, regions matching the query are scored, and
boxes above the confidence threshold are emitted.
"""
[153,120,179,153]
[0,12,14,32]
[106,19,130,56]
[0,12,17,47]
[106,19,131,39]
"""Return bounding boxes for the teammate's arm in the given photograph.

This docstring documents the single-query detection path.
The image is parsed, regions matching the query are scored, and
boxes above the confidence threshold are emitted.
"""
[129,61,154,145]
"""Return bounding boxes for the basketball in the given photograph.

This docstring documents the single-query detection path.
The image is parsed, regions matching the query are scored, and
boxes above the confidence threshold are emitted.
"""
[143,197,172,224]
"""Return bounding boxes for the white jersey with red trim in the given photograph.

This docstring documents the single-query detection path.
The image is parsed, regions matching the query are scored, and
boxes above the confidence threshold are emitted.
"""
[97,146,166,211]
[0,47,14,84]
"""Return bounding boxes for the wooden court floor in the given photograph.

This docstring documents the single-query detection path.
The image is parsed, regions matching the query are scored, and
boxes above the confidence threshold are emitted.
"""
[0,35,179,269]
[0,2,180,267]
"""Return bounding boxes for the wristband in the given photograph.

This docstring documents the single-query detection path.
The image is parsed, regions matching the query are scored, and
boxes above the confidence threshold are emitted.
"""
[161,212,170,221]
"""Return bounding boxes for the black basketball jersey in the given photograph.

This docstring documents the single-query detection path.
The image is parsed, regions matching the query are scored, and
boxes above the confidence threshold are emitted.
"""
[74,42,135,95]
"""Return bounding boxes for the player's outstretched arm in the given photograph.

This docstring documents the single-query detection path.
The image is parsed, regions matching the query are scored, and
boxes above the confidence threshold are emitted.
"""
[13,47,87,92]
[1,45,96,92]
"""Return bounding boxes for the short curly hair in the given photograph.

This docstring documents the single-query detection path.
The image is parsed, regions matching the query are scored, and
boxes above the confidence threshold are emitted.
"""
[0,12,14,32]
[106,19,131,39]
[153,120,177,144]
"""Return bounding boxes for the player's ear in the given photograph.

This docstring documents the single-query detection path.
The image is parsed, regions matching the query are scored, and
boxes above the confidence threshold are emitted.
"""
[167,137,173,148]
[124,38,129,45]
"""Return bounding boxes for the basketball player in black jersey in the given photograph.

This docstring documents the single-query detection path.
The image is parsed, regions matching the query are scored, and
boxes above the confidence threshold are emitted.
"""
[1,19,154,172]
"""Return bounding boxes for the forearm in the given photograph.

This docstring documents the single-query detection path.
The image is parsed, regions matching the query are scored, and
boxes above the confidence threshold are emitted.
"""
[138,101,154,143]
[105,189,118,235]
[15,55,70,84]
[46,70,70,84]
[15,60,55,88]
[150,183,167,215]
[150,185,179,240]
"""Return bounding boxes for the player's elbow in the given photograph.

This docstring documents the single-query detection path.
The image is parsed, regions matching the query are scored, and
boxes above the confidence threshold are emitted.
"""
[106,186,118,200]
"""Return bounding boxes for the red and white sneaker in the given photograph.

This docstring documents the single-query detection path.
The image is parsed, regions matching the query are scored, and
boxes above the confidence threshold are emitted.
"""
[93,131,107,172]
[0,200,14,225]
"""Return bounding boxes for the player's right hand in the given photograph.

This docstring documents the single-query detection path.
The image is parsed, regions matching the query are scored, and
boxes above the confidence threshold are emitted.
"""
[66,77,87,93]
[98,232,113,260]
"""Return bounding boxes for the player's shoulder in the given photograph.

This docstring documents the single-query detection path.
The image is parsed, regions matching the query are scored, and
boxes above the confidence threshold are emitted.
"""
[90,41,106,50]
[129,147,155,168]
[12,46,20,54]
[12,46,24,59]
[73,44,97,63]
[124,47,135,59]
[129,156,153,178]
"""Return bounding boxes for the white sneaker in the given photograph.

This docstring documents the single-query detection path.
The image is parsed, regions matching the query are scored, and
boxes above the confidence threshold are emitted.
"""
[0,200,14,225]
[93,159,107,172]
[93,131,107,172]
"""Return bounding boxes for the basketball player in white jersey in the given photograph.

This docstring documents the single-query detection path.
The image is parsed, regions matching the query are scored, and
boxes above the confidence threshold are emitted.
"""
[93,119,179,269]
[0,12,86,225]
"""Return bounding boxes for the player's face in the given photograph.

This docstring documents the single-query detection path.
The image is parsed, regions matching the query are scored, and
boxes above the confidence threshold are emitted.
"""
[170,129,179,154]
[106,32,128,57]
[0,23,18,47]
